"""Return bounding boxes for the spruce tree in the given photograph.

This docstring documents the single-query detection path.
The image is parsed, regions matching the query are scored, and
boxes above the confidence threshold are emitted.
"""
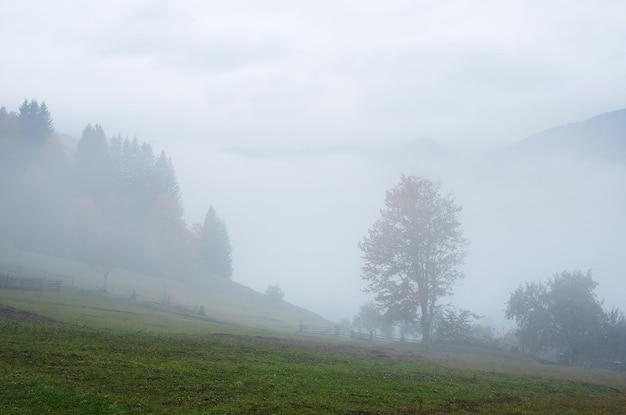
[155,151,184,219]
[18,99,53,146]
[199,206,233,279]
[74,124,110,201]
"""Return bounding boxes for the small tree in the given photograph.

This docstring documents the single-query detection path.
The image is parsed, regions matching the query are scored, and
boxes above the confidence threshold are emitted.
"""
[359,175,467,342]
[266,284,284,302]
[353,301,393,336]
[87,231,119,292]
[435,306,480,345]
[94,263,114,292]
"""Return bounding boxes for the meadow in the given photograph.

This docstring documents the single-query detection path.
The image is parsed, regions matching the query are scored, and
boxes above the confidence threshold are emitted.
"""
[1,288,626,414]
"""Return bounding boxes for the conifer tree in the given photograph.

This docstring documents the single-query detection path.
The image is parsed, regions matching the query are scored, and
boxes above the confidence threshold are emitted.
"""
[18,99,53,146]
[155,151,184,219]
[199,206,233,279]
[75,124,110,201]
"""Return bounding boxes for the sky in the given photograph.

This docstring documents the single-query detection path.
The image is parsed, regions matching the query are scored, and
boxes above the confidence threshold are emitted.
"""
[2,0,626,327]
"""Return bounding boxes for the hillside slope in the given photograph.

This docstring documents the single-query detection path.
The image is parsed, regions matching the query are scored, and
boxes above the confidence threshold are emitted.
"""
[0,243,332,331]
[512,109,626,161]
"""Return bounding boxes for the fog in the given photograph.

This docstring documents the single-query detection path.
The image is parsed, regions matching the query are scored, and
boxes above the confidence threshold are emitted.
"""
[2,1,626,328]
[166,138,626,328]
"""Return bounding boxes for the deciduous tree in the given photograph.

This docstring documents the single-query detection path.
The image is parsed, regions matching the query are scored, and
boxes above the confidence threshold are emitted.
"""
[506,270,615,365]
[435,306,480,345]
[352,301,393,337]
[265,284,284,303]
[359,175,466,342]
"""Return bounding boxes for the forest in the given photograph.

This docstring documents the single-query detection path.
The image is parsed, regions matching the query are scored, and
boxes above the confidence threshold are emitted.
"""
[0,100,232,283]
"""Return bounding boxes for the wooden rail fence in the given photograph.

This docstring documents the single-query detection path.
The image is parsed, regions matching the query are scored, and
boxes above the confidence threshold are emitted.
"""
[298,322,420,344]
[0,273,62,291]
[0,261,74,288]
[134,293,202,315]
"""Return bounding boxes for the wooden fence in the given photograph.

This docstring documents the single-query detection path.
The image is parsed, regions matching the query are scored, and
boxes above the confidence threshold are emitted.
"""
[0,261,74,288]
[298,322,420,344]
[0,273,62,291]
[134,293,202,315]
[0,261,204,316]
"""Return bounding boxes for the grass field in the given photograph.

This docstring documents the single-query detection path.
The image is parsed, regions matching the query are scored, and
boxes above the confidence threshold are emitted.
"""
[0,243,332,331]
[1,289,626,414]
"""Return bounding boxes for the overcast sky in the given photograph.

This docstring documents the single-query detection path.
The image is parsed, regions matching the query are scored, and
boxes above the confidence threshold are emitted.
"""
[2,0,625,325]
[3,0,626,150]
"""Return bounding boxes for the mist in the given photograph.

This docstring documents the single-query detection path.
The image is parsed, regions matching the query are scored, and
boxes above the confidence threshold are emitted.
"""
[2,103,625,331]
[166,130,626,328]
[2,1,626,333]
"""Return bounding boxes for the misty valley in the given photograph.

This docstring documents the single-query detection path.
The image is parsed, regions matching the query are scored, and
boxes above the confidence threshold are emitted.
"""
[1,100,626,414]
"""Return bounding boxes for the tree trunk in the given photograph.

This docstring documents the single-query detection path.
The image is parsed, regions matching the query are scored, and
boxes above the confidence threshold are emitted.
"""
[421,302,431,343]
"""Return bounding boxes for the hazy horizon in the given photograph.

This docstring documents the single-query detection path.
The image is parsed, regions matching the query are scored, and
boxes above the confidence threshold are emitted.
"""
[2,1,626,329]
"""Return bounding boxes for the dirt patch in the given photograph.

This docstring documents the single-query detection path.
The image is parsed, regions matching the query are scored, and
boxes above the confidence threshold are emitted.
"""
[0,304,61,324]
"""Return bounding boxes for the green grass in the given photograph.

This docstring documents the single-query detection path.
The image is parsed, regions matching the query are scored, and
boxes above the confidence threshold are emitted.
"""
[0,243,333,331]
[2,289,626,414]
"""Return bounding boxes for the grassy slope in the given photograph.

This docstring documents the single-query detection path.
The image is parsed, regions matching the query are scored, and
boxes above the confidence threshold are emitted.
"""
[1,289,626,414]
[0,243,331,330]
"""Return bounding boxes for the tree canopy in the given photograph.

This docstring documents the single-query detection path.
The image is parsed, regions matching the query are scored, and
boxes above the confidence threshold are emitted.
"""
[0,99,234,284]
[435,306,481,345]
[506,270,626,366]
[265,284,285,303]
[18,99,53,146]
[359,175,467,342]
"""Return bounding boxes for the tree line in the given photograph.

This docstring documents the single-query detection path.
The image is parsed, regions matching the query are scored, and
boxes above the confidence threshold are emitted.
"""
[358,174,626,367]
[0,100,232,282]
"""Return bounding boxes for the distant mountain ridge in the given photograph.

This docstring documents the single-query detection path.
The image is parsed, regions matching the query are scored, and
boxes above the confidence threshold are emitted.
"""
[513,109,626,161]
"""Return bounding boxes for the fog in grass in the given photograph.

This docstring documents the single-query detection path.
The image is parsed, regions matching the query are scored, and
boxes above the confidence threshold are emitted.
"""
[2,1,626,329]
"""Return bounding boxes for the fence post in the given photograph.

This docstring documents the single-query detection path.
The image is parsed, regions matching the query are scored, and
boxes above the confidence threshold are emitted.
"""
[299,321,303,333]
